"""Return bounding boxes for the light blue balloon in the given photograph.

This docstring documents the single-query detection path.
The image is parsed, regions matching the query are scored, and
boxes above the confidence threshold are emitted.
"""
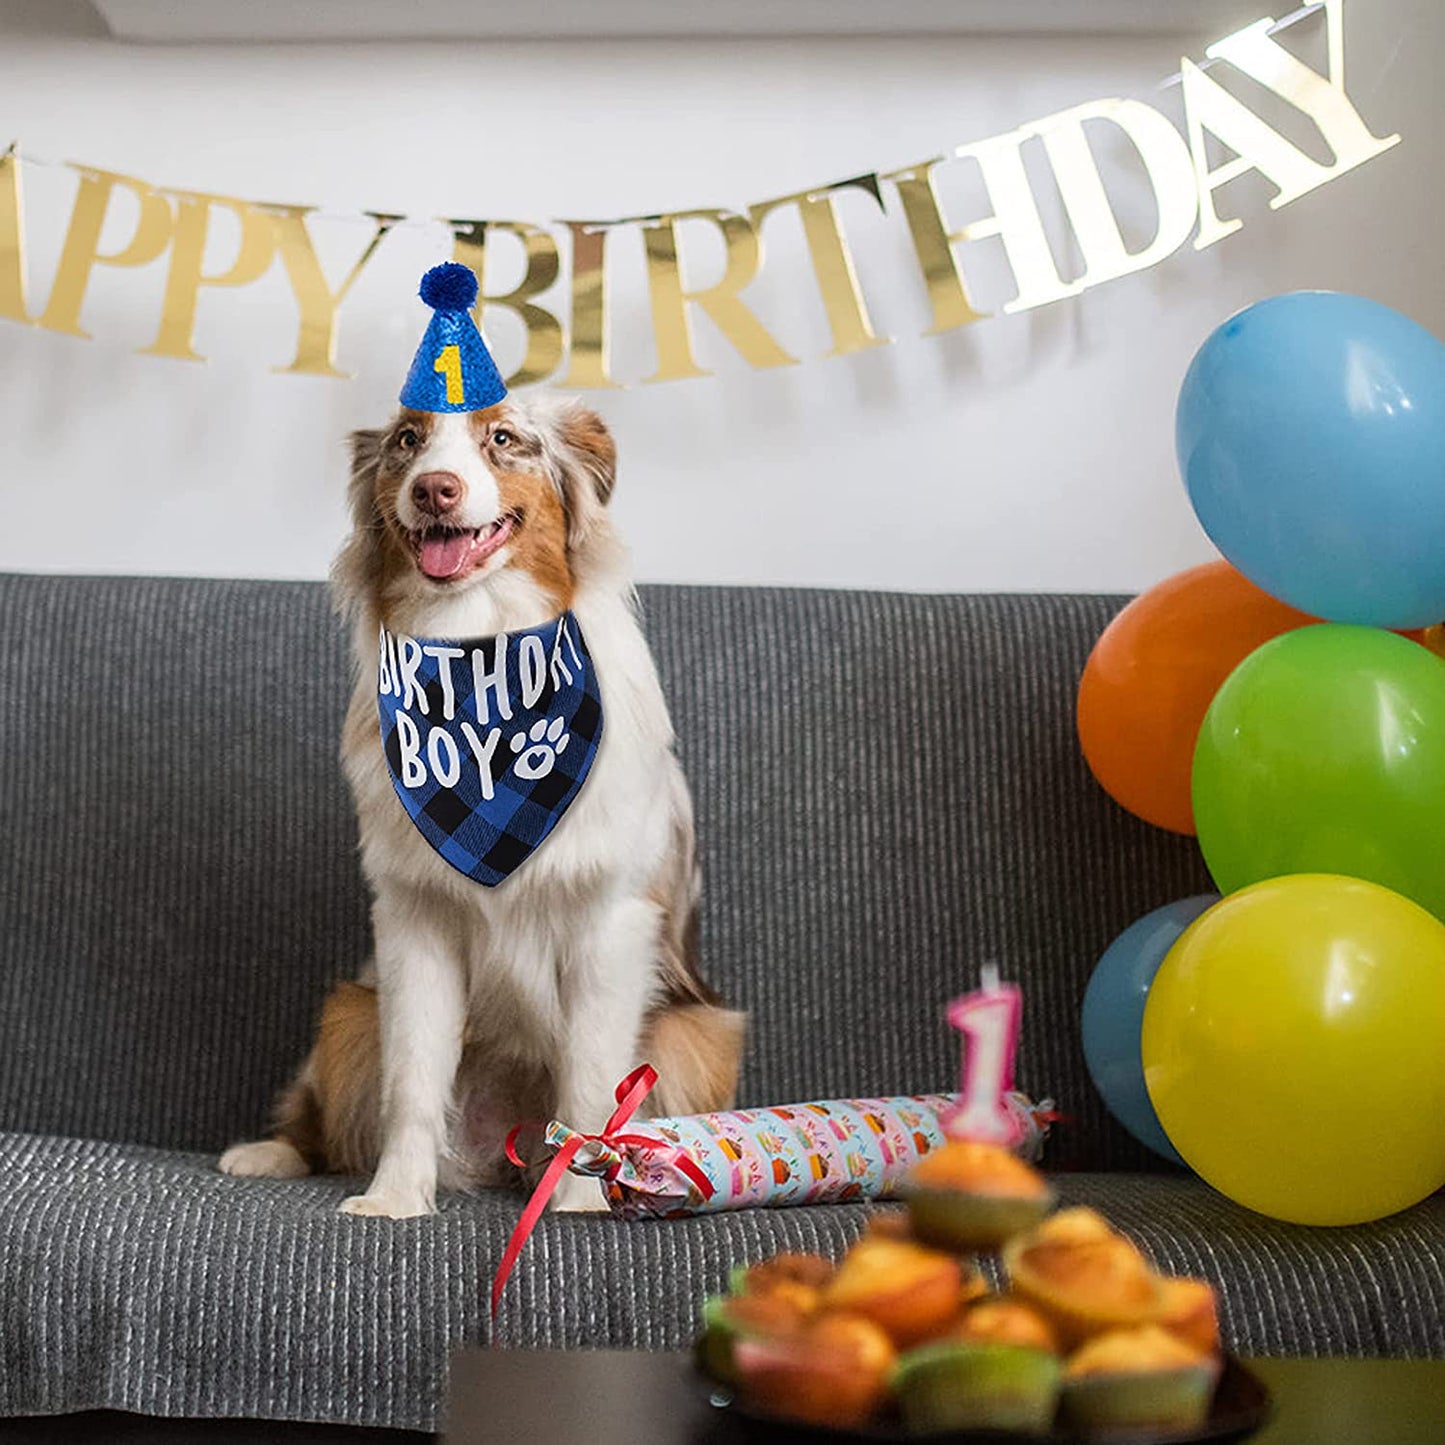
[1177,292,1445,629]
[1082,896,1218,1165]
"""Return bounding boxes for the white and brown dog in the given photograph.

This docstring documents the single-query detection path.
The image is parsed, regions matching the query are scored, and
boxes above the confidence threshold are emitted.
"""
[219,394,744,1215]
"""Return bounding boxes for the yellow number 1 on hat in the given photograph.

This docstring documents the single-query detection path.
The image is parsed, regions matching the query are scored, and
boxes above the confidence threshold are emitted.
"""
[434,344,464,405]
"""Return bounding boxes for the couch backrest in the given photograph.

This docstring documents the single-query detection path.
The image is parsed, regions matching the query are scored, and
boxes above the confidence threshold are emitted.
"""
[0,573,1210,1170]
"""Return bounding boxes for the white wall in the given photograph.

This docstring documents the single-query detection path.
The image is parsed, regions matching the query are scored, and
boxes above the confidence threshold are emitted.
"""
[0,1,1438,593]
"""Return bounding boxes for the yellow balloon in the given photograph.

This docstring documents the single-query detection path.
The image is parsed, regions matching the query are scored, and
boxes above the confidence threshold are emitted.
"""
[1142,874,1445,1226]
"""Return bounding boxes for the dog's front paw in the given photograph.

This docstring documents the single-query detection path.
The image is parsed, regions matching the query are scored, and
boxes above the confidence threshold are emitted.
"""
[219,1139,310,1179]
[339,1188,434,1219]
[548,1174,608,1213]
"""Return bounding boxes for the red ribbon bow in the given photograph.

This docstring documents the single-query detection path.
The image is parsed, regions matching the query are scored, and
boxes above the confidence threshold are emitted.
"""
[490,1063,714,1319]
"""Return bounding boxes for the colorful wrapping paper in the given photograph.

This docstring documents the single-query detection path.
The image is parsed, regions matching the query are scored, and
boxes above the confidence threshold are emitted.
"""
[543,1091,1053,1221]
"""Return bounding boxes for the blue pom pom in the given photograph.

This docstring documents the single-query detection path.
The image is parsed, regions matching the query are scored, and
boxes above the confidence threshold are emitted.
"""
[419,263,479,313]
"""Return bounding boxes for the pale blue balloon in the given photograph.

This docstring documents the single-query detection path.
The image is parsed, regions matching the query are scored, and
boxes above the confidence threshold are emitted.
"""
[1177,292,1445,629]
[1082,896,1218,1165]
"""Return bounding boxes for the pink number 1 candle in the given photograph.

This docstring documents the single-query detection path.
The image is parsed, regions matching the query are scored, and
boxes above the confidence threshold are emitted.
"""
[943,964,1025,1147]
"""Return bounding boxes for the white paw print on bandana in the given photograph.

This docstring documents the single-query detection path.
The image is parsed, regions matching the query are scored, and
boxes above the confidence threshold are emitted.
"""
[511,716,570,780]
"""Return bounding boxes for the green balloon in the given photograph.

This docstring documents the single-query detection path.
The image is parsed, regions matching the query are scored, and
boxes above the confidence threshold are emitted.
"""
[1193,624,1445,920]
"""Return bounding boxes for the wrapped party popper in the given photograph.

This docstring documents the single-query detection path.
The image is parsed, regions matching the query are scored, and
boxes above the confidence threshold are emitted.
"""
[540,1086,1053,1222]
[491,973,1053,1315]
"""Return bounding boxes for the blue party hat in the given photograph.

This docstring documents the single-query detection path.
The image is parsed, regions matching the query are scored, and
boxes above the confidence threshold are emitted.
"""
[399,263,508,412]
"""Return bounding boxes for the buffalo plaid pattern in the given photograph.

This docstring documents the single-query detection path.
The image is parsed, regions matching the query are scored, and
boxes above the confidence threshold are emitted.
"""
[377,611,603,886]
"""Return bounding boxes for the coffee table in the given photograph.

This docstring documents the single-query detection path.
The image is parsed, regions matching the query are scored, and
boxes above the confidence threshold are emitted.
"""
[445,1350,1444,1444]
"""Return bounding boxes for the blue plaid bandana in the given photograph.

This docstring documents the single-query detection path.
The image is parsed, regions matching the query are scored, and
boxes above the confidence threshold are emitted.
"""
[376,611,603,886]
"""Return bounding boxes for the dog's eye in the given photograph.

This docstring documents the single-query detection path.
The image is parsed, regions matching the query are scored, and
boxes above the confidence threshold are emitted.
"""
[492,428,514,448]
[396,427,420,450]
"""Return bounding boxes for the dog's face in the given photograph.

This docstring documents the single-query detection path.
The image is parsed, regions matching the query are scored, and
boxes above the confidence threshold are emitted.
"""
[340,397,617,622]
[379,407,561,591]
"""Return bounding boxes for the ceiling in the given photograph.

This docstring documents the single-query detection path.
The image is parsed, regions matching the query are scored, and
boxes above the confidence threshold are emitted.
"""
[9,1,1277,44]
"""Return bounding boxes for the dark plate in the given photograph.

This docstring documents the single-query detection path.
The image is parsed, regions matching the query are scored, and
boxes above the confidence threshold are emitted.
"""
[695,1355,1272,1444]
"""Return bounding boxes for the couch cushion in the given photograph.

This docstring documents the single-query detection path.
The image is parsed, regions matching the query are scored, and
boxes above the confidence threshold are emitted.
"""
[0,573,1213,1172]
[0,1133,1439,1431]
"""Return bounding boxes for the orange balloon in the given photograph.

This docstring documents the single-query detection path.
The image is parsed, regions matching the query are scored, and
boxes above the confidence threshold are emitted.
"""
[1077,562,1316,835]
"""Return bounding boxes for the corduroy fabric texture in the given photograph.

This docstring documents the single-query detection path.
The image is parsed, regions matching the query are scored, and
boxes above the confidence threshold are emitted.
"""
[0,1133,1440,1431]
[0,573,1210,1171]
[2,573,1442,1431]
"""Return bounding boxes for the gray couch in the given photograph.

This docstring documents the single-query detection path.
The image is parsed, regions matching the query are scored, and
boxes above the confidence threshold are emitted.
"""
[1,572,1440,1432]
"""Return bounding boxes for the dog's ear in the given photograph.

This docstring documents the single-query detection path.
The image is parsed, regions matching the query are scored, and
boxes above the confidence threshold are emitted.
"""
[348,428,385,524]
[554,404,616,550]
[331,427,388,617]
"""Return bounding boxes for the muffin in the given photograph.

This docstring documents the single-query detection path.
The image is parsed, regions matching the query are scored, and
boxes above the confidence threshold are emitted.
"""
[1156,1276,1221,1356]
[951,1296,1061,1354]
[821,1236,964,1347]
[894,1340,1063,1433]
[1004,1209,1163,1346]
[862,1208,914,1241]
[739,1251,836,1293]
[696,1286,818,1384]
[1060,1325,1220,1433]
[732,1311,897,1430]
[903,1139,1055,1250]
[1028,1207,1115,1246]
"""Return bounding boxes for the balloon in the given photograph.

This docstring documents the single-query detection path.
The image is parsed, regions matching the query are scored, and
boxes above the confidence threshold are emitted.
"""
[1176,292,1445,629]
[1078,562,1316,834]
[1081,896,1217,1163]
[1142,874,1445,1225]
[1193,624,1445,919]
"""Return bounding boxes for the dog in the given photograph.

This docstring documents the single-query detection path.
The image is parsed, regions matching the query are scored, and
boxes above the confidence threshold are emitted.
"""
[219,396,745,1216]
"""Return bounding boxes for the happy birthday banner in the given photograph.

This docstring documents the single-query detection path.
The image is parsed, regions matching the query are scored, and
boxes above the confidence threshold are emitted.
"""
[0,2,1400,388]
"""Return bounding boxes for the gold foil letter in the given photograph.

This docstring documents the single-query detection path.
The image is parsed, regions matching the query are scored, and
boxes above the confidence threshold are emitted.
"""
[887,128,1081,326]
[641,210,797,383]
[885,159,990,335]
[1184,0,1399,248]
[0,146,28,324]
[748,175,890,358]
[450,219,564,388]
[559,220,621,390]
[270,208,399,377]
[38,166,175,338]
[141,191,279,360]
[951,130,1083,314]
[1030,100,1197,288]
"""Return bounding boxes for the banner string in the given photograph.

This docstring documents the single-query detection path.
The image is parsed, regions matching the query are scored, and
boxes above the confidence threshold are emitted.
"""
[2,4,1324,231]
[1157,3,1324,89]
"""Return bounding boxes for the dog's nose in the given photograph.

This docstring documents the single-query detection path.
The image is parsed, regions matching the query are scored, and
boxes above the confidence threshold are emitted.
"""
[411,471,464,517]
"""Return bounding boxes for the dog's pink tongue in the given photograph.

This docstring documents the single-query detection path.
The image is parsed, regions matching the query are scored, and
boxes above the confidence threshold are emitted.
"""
[419,532,473,579]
